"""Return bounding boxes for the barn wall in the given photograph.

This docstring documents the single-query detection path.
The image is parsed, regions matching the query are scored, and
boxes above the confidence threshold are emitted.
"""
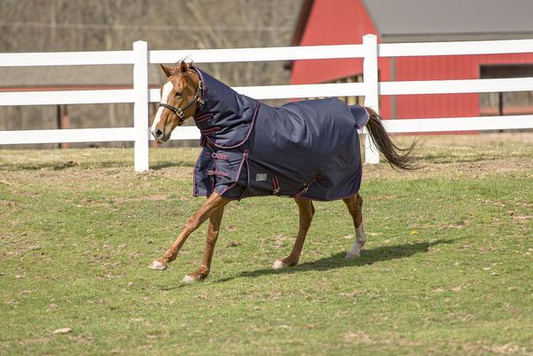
[394,56,479,119]
[290,0,374,84]
[394,53,533,119]
[290,0,533,120]
[289,0,393,117]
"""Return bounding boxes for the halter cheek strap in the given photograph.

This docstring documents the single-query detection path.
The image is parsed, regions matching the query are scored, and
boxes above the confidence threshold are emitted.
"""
[158,77,203,124]
[159,102,186,122]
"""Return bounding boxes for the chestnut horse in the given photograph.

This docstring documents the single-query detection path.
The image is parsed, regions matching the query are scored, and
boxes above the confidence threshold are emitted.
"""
[149,61,417,283]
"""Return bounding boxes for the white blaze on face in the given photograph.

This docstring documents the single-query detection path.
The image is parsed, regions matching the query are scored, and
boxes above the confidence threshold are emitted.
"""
[151,81,174,133]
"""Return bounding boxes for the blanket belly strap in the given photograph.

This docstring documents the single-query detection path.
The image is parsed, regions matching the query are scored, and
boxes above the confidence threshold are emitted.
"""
[272,175,281,196]
[292,175,324,198]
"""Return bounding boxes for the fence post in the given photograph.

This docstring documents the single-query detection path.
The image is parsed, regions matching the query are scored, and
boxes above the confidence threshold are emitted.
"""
[362,34,380,164]
[133,41,150,172]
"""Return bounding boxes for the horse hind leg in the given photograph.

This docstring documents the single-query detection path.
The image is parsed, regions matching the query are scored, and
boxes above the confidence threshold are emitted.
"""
[343,193,366,258]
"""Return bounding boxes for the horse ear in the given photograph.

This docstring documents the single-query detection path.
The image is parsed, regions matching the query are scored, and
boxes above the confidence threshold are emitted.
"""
[160,64,173,78]
[179,61,189,74]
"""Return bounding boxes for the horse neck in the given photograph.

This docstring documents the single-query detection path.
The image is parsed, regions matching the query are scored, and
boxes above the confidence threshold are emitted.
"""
[197,69,248,113]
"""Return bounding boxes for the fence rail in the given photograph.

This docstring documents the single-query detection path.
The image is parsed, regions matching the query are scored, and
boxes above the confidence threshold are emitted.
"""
[0,89,134,106]
[1,35,532,171]
[148,44,365,64]
[0,50,133,67]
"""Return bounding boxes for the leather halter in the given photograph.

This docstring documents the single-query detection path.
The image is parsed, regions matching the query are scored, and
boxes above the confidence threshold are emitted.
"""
[158,73,203,124]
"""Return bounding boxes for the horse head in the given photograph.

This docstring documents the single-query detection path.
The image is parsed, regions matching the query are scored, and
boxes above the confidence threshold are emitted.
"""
[151,61,202,143]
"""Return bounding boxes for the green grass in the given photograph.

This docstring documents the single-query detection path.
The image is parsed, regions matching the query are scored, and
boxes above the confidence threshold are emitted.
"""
[0,134,532,355]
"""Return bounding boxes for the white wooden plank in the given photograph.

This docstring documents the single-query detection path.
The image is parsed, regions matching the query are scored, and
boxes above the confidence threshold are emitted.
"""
[4,116,526,146]
[0,51,133,67]
[149,44,364,64]
[0,89,134,106]
[0,128,135,145]
[149,83,366,102]
[383,115,533,133]
[3,39,532,67]
[235,83,366,100]
[148,126,201,141]
[380,77,533,95]
[380,39,533,57]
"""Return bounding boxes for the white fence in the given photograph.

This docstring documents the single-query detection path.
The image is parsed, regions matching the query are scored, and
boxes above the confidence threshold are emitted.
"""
[1,34,533,171]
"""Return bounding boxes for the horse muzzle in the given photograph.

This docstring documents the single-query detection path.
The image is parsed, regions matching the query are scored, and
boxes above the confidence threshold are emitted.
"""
[152,128,170,144]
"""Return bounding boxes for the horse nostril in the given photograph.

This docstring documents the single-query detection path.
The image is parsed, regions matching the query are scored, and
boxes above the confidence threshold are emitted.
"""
[155,129,164,139]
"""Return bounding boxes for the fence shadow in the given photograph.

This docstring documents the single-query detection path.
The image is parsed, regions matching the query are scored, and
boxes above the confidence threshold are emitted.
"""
[0,160,85,171]
[214,238,455,284]
[149,160,196,170]
[0,160,197,172]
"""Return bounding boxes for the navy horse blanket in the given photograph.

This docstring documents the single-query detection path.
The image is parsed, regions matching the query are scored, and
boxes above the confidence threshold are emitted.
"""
[192,68,370,201]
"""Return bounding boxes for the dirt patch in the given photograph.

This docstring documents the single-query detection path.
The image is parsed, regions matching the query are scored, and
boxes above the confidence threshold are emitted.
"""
[114,194,170,204]
[342,331,372,344]
[419,132,533,146]
[0,235,42,261]
[461,341,531,355]
[0,199,19,207]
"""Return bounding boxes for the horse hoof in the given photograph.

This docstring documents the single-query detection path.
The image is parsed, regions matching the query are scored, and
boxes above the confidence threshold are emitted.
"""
[149,260,167,270]
[181,275,196,284]
[345,252,360,259]
[272,260,288,269]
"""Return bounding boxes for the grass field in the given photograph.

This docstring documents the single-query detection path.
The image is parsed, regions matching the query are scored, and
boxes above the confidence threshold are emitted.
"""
[1,133,532,355]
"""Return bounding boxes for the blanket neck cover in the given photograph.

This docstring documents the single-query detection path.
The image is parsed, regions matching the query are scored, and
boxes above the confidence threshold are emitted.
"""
[191,67,370,201]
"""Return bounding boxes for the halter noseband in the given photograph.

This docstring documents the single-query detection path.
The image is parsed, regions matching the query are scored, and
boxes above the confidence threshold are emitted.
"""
[158,74,203,124]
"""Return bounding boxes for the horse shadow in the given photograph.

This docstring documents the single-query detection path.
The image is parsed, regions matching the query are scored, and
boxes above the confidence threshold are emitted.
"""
[214,238,455,283]
[158,239,456,290]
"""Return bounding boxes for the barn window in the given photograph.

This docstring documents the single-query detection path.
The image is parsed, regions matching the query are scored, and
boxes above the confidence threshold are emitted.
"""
[334,75,364,106]
[480,64,533,116]
[304,75,364,105]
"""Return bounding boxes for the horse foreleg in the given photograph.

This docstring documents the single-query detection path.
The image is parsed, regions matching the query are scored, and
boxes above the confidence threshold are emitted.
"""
[343,193,366,258]
[272,198,315,269]
[182,205,225,283]
[149,192,229,271]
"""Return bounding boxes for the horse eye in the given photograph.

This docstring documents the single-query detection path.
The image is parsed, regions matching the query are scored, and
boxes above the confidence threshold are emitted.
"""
[175,92,182,97]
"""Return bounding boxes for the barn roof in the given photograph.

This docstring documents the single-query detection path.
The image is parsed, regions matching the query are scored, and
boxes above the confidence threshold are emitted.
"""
[363,0,533,42]
[292,0,533,45]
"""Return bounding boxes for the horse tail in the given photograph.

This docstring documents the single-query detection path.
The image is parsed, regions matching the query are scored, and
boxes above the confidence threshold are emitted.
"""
[363,107,420,170]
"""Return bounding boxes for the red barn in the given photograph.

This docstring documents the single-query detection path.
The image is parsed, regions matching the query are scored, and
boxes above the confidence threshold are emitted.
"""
[289,0,533,119]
